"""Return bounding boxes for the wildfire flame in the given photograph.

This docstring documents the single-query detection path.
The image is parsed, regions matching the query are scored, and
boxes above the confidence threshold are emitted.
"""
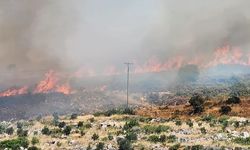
[0,45,250,98]
[34,71,58,93]
[56,84,72,95]
[0,70,73,97]
[0,86,28,97]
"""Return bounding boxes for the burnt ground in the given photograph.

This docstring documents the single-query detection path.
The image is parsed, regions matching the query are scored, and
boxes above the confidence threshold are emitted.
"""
[0,91,132,121]
[136,97,250,120]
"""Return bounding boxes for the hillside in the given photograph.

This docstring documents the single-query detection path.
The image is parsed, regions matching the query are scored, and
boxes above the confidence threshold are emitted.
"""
[0,105,249,150]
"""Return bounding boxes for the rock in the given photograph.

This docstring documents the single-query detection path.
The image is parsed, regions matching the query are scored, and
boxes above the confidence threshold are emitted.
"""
[107,143,116,150]
[241,132,250,138]
[69,140,78,146]
[216,133,227,141]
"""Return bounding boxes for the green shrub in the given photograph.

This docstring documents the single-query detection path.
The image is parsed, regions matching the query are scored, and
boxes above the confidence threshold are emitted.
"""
[189,94,205,114]
[233,137,250,145]
[219,106,232,115]
[159,135,167,143]
[17,122,24,129]
[17,128,28,137]
[175,120,182,126]
[123,119,139,131]
[58,122,66,128]
[143,125,170,134]
[200,127,207,134]
[96,142,104,150]
[63,126,72,135]
[201,114,215,122]
[234,121,240,128]
[108,134,113,140]
[191,145,204,150]
[169,143,181,150]
[126,132,137,141]
[85,123,92,129]
[148,135,160,143]
[226,96,240,104]
[0,137,29,149]
[94,108,135,117]
[117,138,133,150]
[0,124,6,134]
[186,119,193,127]
[5,127,14,135]
[167,135,177,143]
[148,135,167,143]
[77,121,84,128]
[31,137,39,145]
[41,126,51,135]
[92,133,99,141]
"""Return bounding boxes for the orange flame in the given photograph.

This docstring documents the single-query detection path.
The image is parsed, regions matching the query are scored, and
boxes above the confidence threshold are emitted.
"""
[0,86,28,97]
[56,84,72,95]
[34,70,58,94]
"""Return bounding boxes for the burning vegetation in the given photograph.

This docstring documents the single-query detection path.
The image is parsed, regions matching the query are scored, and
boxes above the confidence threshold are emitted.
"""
[0,70,73,97]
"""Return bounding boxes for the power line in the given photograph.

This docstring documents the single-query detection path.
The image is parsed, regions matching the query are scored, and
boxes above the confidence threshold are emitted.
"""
[124,62,133,108]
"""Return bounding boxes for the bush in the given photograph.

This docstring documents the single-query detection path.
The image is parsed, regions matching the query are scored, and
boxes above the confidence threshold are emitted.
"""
[201,114,215,122]
[52,113,59,126]
[5,127,14,135]
[92,133,99,141]
[63,126,71,135]
[189,94,205,114]
[108,133,113,140]
[58,122,66,128]
[200,127,207,134]
[17,122,23,129]
[191,145,204,150]
[233,137,250,145]
[85,123,92,129]
[175,120,182,126]
[167,135,177,143]
[226,96,241,104]
[148,135,160,143]
[17,128,28,137]
[0,124,6,134]
[125,132,137,141]
[234,121,240,128]
[123,119,139,131]
[169,143,181,150]
[96,142,104,150]
[94,108,135,117]
[148,135,167,143]
[0,137,29,149]
[186,119,193,127]
[117,138,133,150]
[41,126,50,135]
[219,106,232,115]
[159,135,167,143]
[143,125,170,134]
[31,137,39,145]
[77,121,84,128]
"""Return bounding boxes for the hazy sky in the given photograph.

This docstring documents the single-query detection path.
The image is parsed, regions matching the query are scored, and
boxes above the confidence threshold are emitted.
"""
[0,0,250,73]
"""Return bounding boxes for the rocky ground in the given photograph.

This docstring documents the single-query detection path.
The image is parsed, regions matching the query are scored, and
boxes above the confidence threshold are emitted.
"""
[0,108,250,150]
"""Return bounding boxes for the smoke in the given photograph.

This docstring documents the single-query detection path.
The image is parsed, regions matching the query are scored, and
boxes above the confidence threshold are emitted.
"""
[142,0,250,62]
[0,0,250,76]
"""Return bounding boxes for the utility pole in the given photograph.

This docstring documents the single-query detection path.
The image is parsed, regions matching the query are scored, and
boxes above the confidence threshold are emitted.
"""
[124,62,133,108]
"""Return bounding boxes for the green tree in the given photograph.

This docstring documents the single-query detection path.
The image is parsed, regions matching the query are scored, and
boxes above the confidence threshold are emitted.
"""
[31,137,39,145]
[63,126,71,135]
[189,94,205,114]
